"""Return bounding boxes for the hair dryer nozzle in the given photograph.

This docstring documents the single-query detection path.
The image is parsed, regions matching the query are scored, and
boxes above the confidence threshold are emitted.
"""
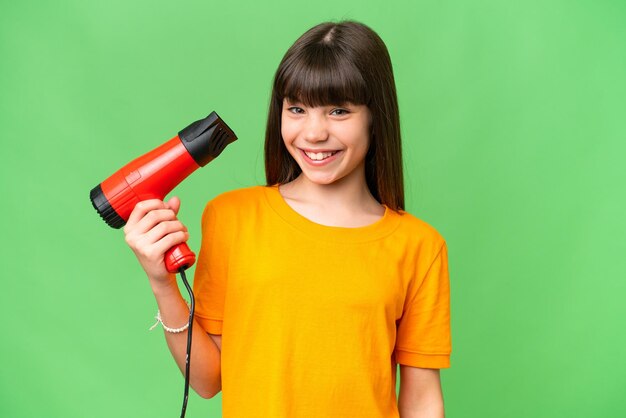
[178,111,238,167]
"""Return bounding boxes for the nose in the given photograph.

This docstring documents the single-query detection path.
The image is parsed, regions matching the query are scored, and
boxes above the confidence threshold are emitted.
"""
[303,114,328,143]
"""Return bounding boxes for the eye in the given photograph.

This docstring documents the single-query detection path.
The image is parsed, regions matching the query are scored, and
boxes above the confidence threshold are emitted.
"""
[287,106,305,114]
[330,108,350,116]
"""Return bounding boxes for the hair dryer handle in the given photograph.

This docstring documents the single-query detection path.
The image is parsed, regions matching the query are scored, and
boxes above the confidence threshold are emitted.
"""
[165,242,196,273]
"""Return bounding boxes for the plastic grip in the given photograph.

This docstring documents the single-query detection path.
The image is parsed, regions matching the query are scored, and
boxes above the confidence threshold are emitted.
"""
[165,242,196,273]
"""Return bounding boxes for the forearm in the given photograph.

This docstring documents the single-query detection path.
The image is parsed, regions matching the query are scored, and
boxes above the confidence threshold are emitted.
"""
[151,276,221,398]
[398,394,444,418]
[398,366,445,418]
[122,199,222,397]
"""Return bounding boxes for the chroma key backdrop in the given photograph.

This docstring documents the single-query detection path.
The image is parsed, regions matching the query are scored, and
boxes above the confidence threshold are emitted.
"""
[1,0,625,417]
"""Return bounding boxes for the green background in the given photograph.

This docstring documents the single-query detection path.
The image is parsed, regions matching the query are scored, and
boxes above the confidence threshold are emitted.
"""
[1,0,625,417]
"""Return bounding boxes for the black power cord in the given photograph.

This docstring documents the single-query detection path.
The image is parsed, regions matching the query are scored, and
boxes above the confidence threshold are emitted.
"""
[178,268,195,418]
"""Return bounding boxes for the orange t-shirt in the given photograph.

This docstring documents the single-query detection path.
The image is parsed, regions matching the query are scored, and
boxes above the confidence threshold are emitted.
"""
[193,185,451,417]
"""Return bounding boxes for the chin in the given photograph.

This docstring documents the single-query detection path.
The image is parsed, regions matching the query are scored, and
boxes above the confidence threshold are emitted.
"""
[301,172,341,185]
[307,178,338,186]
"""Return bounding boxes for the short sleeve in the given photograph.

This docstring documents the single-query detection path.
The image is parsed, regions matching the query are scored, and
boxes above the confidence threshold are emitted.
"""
[193,201,230,335]
[395,242,451,368]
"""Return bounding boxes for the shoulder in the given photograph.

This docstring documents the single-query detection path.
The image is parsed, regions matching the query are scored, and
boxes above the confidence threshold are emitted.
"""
[200,185,270,223]
[394,209,445,241]
[390,208,447,251]
[207,185,267,209]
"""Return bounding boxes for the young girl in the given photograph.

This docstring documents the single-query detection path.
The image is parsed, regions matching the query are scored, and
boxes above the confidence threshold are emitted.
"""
[124,20,451,418]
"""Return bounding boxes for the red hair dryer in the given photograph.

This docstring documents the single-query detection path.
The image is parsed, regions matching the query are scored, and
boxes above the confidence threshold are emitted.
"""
[90,111,237,273]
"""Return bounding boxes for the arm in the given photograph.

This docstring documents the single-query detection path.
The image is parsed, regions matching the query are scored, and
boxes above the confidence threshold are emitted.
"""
[151,278,222,398]
[124,198,222,398]
[398,365,445,418]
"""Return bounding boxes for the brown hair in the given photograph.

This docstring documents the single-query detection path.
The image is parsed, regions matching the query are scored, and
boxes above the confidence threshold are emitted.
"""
[264,20,404,210]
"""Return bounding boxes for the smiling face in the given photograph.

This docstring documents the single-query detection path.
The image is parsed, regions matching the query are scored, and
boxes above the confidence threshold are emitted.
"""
[281,99,372,187]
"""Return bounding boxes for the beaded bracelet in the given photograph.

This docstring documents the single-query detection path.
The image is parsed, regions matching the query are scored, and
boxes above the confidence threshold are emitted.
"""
[149,301,191,333]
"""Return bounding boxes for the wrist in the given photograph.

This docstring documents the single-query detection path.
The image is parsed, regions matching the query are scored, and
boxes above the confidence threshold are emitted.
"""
[148,273,179,297]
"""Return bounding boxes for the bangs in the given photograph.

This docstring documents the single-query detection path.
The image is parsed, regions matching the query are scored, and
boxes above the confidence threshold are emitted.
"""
[276,45,370,107]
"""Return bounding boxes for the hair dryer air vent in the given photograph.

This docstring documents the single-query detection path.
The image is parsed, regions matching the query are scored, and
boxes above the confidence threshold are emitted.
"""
[90,184,125,228]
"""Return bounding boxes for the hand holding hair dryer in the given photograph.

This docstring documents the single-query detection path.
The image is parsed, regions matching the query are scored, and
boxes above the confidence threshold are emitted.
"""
[90,111,237,273]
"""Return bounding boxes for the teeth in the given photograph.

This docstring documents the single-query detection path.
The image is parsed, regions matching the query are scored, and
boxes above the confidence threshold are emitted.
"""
[304,151,336,160]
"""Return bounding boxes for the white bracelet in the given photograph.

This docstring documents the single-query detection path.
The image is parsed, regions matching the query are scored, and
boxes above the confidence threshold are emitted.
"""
[149,302,191,333]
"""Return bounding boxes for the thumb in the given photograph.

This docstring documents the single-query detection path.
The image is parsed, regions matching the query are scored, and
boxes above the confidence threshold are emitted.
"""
[166,196,181,215]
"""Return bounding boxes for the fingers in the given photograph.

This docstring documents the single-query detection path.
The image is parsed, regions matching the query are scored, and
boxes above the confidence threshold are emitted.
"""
[144,219,188,245]
[129,227,189,264]
[152,229,190,257]
[167,196,181,215]
[133,209,178,235]
[125,199,170,230]
[125,197,182,232]
[122,198,188,282]
[123,198,189,258]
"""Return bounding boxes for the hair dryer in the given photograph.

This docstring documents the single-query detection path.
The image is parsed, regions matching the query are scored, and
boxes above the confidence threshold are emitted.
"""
[90,111,237,273]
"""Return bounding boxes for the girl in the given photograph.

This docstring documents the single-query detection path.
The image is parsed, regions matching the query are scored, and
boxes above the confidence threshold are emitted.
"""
[124,20,451,418]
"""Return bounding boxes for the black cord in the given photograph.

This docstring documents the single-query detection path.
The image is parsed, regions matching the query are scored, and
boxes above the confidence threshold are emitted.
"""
[178,267,195,418]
